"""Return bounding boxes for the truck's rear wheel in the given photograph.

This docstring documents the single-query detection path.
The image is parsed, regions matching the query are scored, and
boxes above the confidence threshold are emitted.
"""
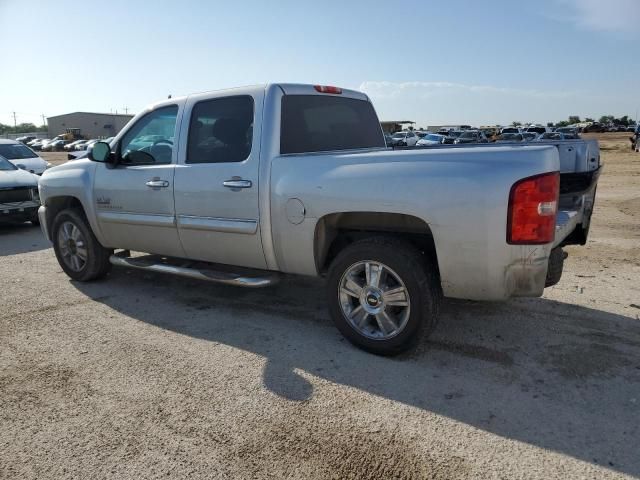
[52,209,112,281]
[327,237,441,355]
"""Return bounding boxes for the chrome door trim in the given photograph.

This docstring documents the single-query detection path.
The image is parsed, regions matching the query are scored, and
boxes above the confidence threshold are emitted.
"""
[176,215,258,234]
[96,211,176,227]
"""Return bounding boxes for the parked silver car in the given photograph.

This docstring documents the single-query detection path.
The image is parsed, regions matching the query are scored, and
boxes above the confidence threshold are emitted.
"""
[0,154,40,225]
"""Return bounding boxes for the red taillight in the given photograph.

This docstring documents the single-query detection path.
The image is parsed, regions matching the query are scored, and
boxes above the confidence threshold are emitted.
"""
[507,172,559,244]
[313,85,342,94]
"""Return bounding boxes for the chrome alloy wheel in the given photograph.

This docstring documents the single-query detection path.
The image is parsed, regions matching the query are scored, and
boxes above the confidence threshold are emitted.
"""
[338,261,411,340]
[57,221,88,272]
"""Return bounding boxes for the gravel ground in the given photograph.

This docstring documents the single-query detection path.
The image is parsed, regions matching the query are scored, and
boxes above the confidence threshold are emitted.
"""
[2,134,639,479]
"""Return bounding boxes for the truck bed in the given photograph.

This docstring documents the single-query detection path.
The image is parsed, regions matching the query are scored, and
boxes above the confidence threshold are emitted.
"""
[399,138,600,173]
[395,139,601,248]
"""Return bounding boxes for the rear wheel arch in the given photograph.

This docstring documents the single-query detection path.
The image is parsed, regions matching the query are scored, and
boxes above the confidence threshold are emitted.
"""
[326,235,442,355]
[314,212,441,278]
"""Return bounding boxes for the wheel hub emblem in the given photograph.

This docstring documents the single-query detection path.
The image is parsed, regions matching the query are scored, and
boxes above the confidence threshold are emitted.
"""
[367,294,379,306]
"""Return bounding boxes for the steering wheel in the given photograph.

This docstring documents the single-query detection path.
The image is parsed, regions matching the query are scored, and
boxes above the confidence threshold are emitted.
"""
[152,139,173,146]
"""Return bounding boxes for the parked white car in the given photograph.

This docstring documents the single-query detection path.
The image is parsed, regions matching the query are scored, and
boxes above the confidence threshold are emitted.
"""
[64,140,87,151]
[416,133,446,146]
[0,139,50,175]
[29,138,51,151]
[389,130,418,146]
[525,125,552,135]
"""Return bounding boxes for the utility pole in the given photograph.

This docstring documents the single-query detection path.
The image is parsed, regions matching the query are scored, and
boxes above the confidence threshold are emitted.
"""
[41,114,46,127]
[123,106,129,114]
[11,111,17,129]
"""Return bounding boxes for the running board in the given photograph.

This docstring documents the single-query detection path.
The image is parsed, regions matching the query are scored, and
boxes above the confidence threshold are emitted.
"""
[109,252,278,288]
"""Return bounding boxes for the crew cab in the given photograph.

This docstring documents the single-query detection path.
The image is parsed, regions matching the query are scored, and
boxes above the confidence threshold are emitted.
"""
[37,84,601,355]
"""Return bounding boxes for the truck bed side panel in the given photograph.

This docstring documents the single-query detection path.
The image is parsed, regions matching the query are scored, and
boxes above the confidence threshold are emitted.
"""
[269,145,560,301]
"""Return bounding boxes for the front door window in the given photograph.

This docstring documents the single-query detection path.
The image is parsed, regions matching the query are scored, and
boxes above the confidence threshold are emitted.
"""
[120,105,178,165]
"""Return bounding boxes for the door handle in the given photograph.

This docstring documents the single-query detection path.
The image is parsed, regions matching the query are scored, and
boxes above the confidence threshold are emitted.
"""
[146,179,170,188]
[223,179,252,189]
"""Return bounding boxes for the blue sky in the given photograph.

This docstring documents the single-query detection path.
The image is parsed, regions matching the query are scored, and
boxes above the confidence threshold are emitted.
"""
[1,0,638,127]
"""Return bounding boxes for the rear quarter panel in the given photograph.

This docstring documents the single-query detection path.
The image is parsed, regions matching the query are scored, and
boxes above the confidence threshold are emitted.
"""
[269,145,560,300]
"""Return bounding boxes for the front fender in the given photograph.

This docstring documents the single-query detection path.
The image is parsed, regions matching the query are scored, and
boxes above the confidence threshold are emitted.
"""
[38,160,105,245]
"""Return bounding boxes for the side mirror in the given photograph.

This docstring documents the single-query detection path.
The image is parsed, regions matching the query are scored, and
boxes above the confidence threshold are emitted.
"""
[90,142,112,163]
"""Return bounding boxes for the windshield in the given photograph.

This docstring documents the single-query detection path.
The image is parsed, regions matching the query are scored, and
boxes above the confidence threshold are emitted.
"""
[425,135,441,141]
[0,143,38,160]
[459,132,478,139]
[540,133,562,140]
[449,131,463,137]
[499,133,522,141]
[0,155,17,171]
[391,132,405,139]
[527,127,546,134]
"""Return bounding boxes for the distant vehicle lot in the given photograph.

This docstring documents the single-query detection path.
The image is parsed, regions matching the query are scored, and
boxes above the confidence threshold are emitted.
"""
[0,132,638,478]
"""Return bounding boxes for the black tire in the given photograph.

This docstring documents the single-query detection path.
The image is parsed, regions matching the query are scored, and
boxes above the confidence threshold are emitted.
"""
[52,208,112,281]
[327,236,441,356]
[545,247,566,287]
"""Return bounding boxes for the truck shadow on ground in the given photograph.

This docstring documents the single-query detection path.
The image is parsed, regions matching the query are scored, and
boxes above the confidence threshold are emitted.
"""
[0,223,49,256]
[73,269,640,476]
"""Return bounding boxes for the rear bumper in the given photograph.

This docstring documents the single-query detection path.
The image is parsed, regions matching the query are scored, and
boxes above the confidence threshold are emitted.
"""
[503,203,589,298]
[553,210,579,248]
[503,245,552,298]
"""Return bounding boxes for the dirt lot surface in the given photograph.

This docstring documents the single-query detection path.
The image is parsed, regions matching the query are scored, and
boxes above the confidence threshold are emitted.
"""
[39,151,69,166]
[2,134,639,479]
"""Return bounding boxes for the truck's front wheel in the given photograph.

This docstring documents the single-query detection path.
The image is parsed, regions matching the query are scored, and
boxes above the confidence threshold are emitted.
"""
[52,209,112,282]
[327,237,441,355]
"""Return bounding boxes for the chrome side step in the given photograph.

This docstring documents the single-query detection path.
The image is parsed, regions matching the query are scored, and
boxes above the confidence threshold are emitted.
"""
[109,252,279,288]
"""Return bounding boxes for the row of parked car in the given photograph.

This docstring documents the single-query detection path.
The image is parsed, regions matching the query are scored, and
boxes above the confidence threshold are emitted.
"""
[384,125,587,147]
[16,136,112,152]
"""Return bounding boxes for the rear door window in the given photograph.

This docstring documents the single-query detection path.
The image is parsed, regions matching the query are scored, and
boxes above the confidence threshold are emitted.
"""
[187,96,254,164]
[280,95,385,154]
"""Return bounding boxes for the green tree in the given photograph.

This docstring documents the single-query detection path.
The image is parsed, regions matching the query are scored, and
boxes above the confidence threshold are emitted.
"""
[618,115,630,126]
[568,116,581,124]
[511,121,522,127]
[585,117,595,123]
[0,122,43,135]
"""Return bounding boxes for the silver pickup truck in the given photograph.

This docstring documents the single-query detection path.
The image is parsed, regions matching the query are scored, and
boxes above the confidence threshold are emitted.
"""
[37,83,600,355]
